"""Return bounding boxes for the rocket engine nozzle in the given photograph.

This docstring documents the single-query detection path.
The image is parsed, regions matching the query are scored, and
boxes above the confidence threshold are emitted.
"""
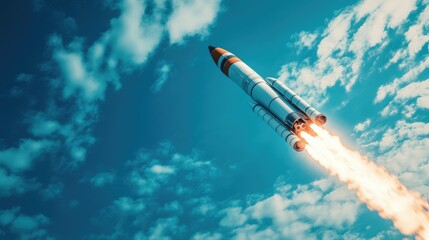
[293,119,307,133]
[315,115,327,126]
[293,140,306,152]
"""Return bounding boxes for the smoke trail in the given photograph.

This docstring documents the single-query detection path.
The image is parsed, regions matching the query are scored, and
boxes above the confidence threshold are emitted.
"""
[301,125,429,239]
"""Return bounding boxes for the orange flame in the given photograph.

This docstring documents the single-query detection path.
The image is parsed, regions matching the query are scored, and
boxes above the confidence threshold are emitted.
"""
[301,124,429,239]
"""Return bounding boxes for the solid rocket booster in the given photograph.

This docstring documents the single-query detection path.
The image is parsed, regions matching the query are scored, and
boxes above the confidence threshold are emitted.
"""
[265,77,326,126]
[209,46,326,151]
[250,102,306,151]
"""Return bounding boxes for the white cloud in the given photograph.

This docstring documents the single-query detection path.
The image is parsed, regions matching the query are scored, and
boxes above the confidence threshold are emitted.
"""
[0,139,56,173]
[146,217,180,240]
[125,144,217,198]
[167,0,222,43]
[54,49,106,101]
[317,12,352,59]
[405,5,429,57]
[354,119,371,132]
[356,120,429,196]
[417,95,429,109]
[221,178,361,239]
[4,0,223,173]
[152,63,172,93]
[278,0,418,105]
[114,197,145,214]
[150,164,175,174]
[0,207,52,240]
[220,207,247,227]
[232,224,281,240]
[105,0,165,65]
[89,172,115,187]
[29,114,60,137]
[0,168,34,196]
[90,142,220,239]
[190,197,216,216]
[296,31,318,49]
[378,78,429,117]
[375,55,429,104]
[396,79,429,112]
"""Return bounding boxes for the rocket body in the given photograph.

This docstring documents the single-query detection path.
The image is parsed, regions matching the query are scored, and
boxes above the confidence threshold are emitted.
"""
[209,46,326,151]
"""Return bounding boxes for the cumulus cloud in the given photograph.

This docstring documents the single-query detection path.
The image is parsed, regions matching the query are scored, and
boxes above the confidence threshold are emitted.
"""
[103,0,165,65]
[357,120,429,192]
[278,0,418,105]
[190,197,216,216]
[0,168,35,196]
[29,114,60,137]
[0,139,56,173]
[344,1,429,220]
[0,139,53,196]
[88,142,219,239]
[54,48,106,101]
[0,207,52,240]
[4,0,223,175]
[278,5,429,238]
[296,31,318,49]
[167,0,222,43]
[217,179,361,239]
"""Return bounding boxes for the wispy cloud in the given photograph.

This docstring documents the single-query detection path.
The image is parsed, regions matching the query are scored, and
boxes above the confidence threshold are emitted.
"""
[89,172,115,188]
[191,232,223,240]
[87,141,219,239]
[152,63,172,93]
[354,119,371,132]
[113,197,145,214]
[278,0,418,105]
[278,4,429,237]
[0,139,56,173]
[41,183,64,200]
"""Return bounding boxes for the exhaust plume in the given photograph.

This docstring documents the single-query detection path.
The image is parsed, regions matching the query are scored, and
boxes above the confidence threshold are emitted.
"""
[301,125,429,239]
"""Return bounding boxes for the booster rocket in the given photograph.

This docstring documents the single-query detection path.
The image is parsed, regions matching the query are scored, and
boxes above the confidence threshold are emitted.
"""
[208,46,326,151]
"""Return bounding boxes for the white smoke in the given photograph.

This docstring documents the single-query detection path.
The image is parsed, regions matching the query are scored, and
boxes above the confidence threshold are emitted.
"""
[301,125,429,239]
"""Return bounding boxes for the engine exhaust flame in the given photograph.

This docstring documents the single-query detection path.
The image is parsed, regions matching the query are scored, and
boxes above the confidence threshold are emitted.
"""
[301,124,429,239]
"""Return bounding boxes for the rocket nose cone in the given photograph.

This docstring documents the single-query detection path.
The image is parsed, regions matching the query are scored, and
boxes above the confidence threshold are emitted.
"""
[208,45,216,53]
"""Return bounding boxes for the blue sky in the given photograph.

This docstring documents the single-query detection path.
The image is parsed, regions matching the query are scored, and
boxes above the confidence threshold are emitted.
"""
[1,0,429,239]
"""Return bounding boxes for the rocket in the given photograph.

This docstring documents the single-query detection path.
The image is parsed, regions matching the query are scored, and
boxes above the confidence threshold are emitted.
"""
[208,46,326,151]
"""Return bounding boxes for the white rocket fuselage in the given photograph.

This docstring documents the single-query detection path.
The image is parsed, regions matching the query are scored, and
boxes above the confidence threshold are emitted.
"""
[209,46,326,151]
